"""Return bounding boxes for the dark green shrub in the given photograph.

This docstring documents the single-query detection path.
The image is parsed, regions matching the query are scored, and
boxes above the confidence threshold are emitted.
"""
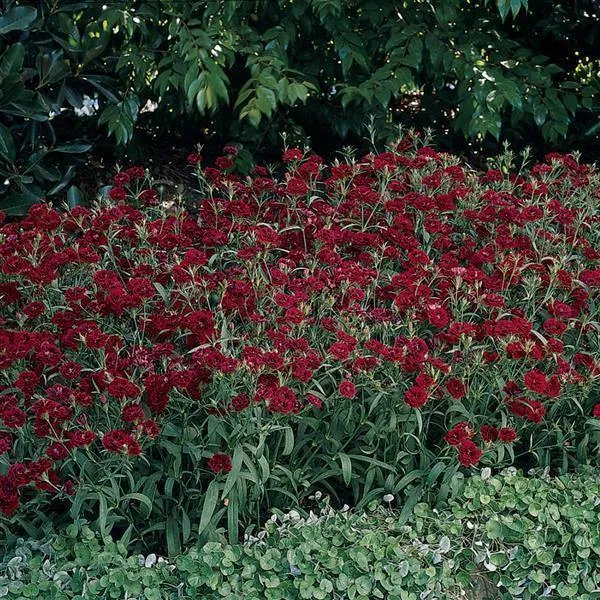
[1,0,599,212]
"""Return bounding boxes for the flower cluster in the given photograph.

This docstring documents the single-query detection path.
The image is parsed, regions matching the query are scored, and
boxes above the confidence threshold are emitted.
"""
[0,139,599,520]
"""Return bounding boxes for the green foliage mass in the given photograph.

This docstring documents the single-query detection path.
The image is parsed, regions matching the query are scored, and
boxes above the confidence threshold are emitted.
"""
[0,0,599,208]
[0,469,599,599]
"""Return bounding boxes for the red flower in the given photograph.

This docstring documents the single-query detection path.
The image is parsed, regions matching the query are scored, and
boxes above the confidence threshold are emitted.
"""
[404,385,429,408]
[102,429,141,456]
[480,425,499,443]
[458,440,482,467]
[46,442,70,461]
[0,433,12,454]
[444,422,474,446]
[282,148,303,162]
[215,156,234,170]
[122,404,145,423]
[66,430,96,448]
[109,187,127,202]
[339,381,356,399]
[545,375,562,398]
[523,370,548,395]
[0,481,19,516]
[126,166,145,180]
[445,378,466,400]
[286,177,309,196]
[113,171,131,186]
[22,301,46,319]
[187,152,203,165]
[543,318,567,336]
[108,377,141,399]
[498,427,517,443]
[60,361,82,380]
[139,189,158,206]
[507,398,546,423]
[426,304,449,328]
[137,419,160,439]
[592,404,600,419]
[306,394,323,409]
[1,407,26,429]
[7,463,30,486]
[208,453,232,474]
[231,393,250,412]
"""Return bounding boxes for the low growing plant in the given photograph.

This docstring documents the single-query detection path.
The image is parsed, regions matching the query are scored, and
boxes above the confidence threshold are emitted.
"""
[0,135,599,552]
[0,469,598,599]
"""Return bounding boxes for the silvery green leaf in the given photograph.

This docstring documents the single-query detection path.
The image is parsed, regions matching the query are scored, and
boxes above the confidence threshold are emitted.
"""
[438,536,451,553]
[542,585,554,596]
[145,553,157,568]
[399,560,409,577]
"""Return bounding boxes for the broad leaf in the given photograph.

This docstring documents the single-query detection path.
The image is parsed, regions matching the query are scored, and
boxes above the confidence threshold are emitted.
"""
[0,6,38,35]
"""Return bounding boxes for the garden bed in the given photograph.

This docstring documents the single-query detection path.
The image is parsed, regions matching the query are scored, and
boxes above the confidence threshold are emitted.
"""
[0,137,598,556]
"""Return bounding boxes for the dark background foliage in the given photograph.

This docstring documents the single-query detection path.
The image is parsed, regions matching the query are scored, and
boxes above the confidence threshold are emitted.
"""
[0,0,599,213]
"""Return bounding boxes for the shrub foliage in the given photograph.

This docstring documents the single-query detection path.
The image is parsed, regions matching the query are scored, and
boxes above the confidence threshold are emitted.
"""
[1,0,599,211]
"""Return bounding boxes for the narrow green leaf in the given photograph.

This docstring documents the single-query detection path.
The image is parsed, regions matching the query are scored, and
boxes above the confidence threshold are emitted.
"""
[0,124,16,162]
[198,481,220,536]
[120,492,153,519]
[51,143,92,154]
[339,453,352,486]
[222,445,244,498]
[397,485,423,525]
[166,518,181,557]
[426,462,447,487]
[282,427,294,456]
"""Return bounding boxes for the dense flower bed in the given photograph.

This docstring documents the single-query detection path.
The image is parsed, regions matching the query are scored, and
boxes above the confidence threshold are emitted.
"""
[0,137,599,550]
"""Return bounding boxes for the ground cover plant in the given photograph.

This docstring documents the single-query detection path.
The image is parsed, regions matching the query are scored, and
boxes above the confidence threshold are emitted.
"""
[0,469,599,599]
[0,134,599,554]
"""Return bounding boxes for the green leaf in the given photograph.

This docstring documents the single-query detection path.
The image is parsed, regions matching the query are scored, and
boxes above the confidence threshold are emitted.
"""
[144,589,162,600]
[397,486,423,525]
[496,0,511,21]
[222,445,244,498]
[51,143,92,154]
[256,87,276,116]
[1,43,25,75]
[584,119,600,136]
[198,481,220,536]
[0,124,16,162]
[227,490,239,544]
[426,462,447,487]
[562,93,578,116]
[0,6,38,35]
[339,453,352,486]
[533,102,548,127]
[282,427,294,456]
[80,75,120,103]
[120,492,153,519]
[166,518,181,557]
